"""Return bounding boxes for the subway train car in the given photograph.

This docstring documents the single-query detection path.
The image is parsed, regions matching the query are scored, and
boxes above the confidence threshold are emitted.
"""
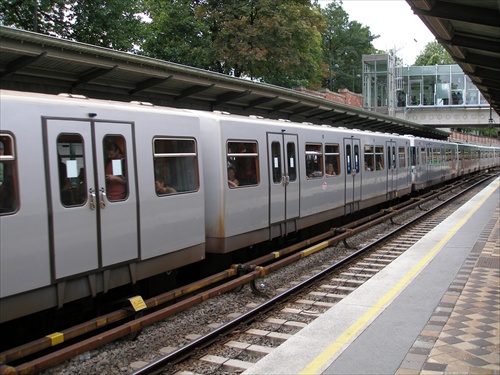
[0,90,206,323]
[200,115,412,254]
[0,90,498,324]
[408,136,459,191]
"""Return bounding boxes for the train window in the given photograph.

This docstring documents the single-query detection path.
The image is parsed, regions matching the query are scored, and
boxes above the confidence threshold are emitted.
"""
[325,144,340,176]
[287,142,297,182]
[388,146,396,169]
[226,141,259,187]
[58,134,86,207]
[271,142,282,184]
[375,146,385,170]
[0,134,18,215]
[346,144,351,174]
[104,136,128,201]
[398,147,406,168]
[305,143,323,178]
[354,144,360,173]
[364,145,374,171]
[432,148,441,164]
[420,147,426,165]
[154,138,198,195]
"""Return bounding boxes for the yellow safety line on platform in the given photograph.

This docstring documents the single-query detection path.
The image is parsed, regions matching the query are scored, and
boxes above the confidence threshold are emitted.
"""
[299,178,499,375]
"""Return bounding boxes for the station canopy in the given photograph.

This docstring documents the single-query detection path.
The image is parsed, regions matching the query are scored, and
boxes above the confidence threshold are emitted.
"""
[406,0,500,118]
[0,25,450,139]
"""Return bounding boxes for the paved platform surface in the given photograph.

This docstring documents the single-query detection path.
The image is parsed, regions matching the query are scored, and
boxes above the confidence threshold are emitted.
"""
[397,205,499,375]
[243,177,499,375]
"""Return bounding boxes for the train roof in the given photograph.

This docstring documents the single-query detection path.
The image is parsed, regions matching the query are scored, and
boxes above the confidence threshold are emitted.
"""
[0,26,451,141]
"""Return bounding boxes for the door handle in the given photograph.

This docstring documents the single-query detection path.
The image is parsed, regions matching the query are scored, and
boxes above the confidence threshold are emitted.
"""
[89,188,96,210]
[99,187,106,209]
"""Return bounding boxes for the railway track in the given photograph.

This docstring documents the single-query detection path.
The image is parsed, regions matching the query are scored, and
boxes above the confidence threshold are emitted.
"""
[2,172,496,374]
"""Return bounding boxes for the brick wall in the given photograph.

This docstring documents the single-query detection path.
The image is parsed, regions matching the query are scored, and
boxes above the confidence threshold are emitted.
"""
[293,86,363,108]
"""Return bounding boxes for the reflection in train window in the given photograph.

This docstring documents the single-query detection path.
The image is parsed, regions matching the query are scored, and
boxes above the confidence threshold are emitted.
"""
[57,134,87,207]
[226,141,259,187]
[154,138,199,195]
[305,143,323,179]
[0,134,18,214]
[325,144,340,176]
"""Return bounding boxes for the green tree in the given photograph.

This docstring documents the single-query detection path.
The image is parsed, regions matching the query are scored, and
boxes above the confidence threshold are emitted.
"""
[1,0,67,34]
[1,0,147,52]
[320,1,377,93]
[67,0,146,51]
[142,0,325,88]
[141,0,213,69]
[414,41,454,66]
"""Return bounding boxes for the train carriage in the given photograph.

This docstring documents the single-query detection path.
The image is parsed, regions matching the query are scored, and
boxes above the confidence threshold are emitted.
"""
[201,114,412,254]
[0,91,205,323]
[409,136,459,190]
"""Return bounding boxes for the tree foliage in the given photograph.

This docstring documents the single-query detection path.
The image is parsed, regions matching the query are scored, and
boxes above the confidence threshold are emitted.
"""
[142,0,325,88]
[320,1,377,92]
[1,0,147,52]
[1,0,380,90]
[414,41,454,66]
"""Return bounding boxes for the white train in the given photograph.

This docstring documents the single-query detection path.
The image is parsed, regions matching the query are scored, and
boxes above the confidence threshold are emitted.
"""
[0,90,498,323]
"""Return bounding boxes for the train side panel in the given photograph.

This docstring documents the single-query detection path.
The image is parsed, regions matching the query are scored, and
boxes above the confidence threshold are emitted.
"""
[133,110,205,261]
[0,95,51,298]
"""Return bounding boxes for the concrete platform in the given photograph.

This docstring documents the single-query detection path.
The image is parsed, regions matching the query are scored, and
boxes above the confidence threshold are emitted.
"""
[243,177,499,375]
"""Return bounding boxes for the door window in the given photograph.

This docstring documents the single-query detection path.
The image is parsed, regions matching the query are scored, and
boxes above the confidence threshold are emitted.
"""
[271,141,282,184]
[103,136,128,201]
[287,142,297,181]
[57,134,86,207]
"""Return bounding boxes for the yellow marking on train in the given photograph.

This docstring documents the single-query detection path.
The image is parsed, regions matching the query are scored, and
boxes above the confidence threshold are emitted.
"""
[300,179,499,375]
[46,332,64,346]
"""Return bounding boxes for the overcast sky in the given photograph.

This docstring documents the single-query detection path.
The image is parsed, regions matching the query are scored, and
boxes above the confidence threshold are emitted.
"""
[319,0,436,65]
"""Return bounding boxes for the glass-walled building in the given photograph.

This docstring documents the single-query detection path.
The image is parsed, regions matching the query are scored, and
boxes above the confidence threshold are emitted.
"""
[397,64,488,108]
[362,54,489,115]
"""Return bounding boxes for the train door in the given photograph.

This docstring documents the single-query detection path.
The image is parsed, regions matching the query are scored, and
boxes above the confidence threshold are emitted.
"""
[267,133,299,225]
[45,120,138,280]
[343,138,361,214]
[386,141,397,198]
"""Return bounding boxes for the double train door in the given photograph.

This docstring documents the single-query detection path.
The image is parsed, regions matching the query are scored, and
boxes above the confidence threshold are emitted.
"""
[45,120,138,280]
[267,133,299,226]
[343,138,361,214]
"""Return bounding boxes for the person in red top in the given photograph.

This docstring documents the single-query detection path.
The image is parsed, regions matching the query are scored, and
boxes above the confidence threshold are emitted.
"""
[105,141,127,200]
